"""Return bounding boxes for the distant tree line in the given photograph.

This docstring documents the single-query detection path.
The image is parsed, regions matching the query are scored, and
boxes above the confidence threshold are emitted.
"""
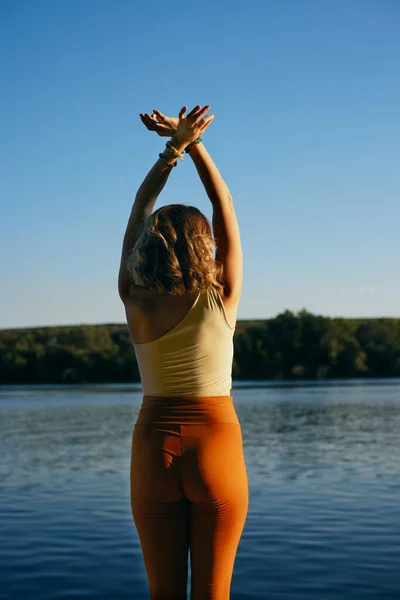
[1,309,400,384]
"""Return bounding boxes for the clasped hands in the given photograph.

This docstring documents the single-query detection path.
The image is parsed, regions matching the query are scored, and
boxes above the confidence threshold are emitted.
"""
[140,105,214,147]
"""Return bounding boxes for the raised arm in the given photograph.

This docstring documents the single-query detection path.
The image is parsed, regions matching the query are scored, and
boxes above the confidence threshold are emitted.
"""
[141,104,243,302]
[119,105,214,302]
[118,134,185,301]
[188,126,243,302]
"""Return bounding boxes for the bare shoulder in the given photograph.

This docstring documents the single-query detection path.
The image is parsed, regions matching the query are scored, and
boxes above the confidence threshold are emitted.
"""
[120,286,163,345]
[121,285,202,344]
[122,284,158,310]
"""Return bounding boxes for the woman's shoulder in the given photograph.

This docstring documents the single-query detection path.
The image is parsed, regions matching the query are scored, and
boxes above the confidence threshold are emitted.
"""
[124,284,199,311]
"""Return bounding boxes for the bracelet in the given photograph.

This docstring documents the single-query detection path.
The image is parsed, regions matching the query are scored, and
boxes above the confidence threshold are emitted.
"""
[162,146,179,160]
[158,152,177,167]
[165,141,185,160]
[185,137,203,153]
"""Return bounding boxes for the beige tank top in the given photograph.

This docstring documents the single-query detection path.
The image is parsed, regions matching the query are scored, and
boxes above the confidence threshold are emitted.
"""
[132,286,236,397]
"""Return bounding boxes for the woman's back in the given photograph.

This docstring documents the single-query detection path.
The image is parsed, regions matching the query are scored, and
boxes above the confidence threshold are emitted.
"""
[125,286,238,397]
[125,286,238,344]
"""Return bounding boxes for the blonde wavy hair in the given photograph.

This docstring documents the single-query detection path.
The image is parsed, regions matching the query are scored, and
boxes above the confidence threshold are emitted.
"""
[126,204,224,295]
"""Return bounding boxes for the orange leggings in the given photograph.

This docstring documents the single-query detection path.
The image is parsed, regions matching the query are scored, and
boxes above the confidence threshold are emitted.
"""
[130,395,249,600]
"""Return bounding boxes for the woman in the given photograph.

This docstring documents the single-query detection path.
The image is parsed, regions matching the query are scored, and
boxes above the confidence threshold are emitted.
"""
[118,104,249,600]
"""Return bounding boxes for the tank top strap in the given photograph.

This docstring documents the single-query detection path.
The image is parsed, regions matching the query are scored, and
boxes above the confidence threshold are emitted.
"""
[205,285,220,310]
[169,286,234,330]
[206,286,235,330]
[183,286,223,321]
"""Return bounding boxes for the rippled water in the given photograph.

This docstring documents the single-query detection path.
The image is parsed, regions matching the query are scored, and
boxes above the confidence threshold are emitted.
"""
[1,380,400,599]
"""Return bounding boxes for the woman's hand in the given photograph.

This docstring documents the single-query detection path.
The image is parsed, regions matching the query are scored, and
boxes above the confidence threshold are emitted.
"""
[139,110,179,137]
[139,105,214,148]
[174,105,214,146]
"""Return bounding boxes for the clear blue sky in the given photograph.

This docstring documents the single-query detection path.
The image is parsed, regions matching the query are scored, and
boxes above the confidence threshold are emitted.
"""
[1,0,399,329]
